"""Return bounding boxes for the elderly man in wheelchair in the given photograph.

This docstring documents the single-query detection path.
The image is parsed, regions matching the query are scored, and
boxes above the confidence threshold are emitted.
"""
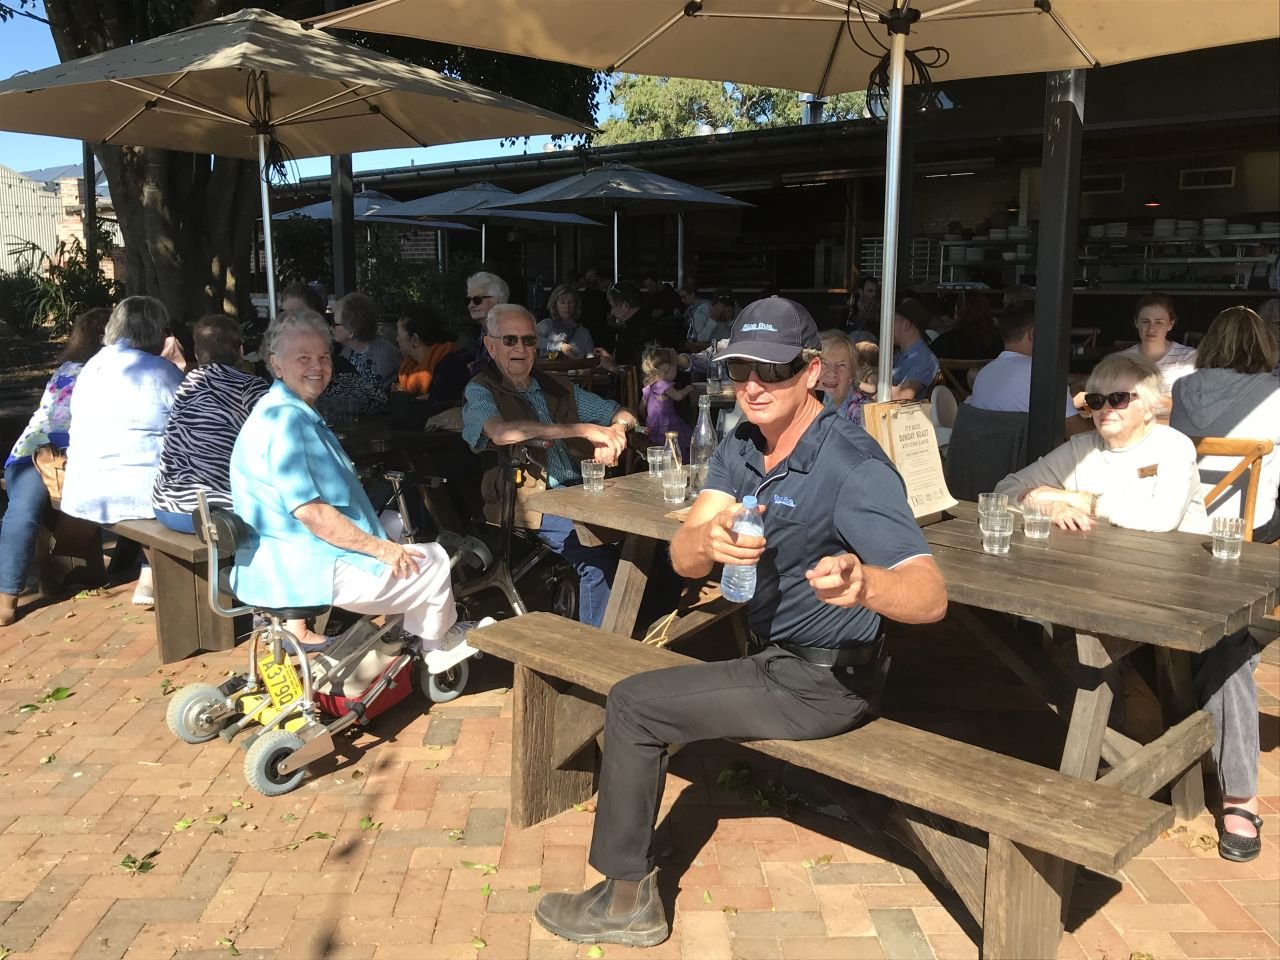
[165,310,488,796]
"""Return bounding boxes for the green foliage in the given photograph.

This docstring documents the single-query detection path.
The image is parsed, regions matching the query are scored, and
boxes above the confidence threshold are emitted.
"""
[272,215,332,288]
[2,219,119,336]
[595,76,867,146]
[357,229,479,332]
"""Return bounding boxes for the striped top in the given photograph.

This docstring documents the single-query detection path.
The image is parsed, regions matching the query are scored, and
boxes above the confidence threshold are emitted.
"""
[151,363,269,515]
[1123,341,1197,394]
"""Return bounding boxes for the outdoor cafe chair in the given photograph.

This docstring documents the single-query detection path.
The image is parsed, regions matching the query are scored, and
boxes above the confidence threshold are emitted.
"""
[1192,436,1275,541]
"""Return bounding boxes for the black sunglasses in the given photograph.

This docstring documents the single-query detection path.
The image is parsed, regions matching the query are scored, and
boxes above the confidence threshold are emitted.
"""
[1083,391,1140,411]
[467,294,494,306]
[489,334,538,348]
[724,356,807,384]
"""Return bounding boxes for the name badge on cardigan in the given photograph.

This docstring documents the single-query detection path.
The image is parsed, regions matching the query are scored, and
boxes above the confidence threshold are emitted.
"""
[1138,464,1159,478]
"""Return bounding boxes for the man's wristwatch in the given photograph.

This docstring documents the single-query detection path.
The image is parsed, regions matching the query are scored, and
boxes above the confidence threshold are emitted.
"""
[1086,492,1100,518]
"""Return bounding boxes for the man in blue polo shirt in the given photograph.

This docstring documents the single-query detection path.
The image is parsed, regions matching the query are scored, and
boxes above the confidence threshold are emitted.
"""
[534,297,948,948]
[891,297,940,400]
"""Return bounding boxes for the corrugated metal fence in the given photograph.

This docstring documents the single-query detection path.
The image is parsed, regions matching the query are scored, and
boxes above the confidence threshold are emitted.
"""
[0,164,61,274]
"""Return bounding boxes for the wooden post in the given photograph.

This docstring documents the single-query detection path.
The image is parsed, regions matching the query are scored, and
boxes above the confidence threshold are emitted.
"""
[510,665,596,828]
[982,836,1066,960]
[1154,647,1208,818]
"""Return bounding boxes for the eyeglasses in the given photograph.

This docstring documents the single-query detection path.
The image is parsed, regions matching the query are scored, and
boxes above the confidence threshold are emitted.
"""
[1083,391,1140,411]
[466,295,494,306]
[489,334,538,348]
[724,356,807,384]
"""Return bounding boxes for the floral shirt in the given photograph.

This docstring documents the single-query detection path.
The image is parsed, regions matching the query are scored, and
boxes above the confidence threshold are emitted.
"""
[6,361,83,468]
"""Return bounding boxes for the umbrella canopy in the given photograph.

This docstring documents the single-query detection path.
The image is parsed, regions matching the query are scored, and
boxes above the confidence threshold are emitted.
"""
[483,163,750,281]
[0,7,591,316]
[272,189,475,230]
[389,181,600,259]
[310,0,1280,98]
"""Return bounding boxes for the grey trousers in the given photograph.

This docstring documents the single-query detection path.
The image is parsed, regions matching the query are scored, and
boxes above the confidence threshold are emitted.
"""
[587,648,880,881]
[1193,627,1260,799]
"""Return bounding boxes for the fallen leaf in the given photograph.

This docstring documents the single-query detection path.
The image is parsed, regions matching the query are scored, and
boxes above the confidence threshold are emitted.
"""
[304,832,335,842]
[173,818,196,832]
[17,704,39,714]
[426,744,442,751]
[216,936,242,957]
[350,770,364,779]
[280,813,297,823]
[231,799,251,809]
[424,762,439,770]
[37,686,72,703]
[39,754,55,765]
[358,815,381,832]
[493,687,508,695]
[446,829,464,843]
[586,947,604,959]
[527,884,540,893]
[470,936,486,949]
[206,814,228,825]
[480,883,491,897]
[159,679,175,695]
[702,889,712,903]
[460,859,497,876]
[722,906,738,916]
[240,823,259,832]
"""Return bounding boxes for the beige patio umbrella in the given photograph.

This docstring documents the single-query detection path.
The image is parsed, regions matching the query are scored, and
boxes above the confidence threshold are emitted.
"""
[0,7,591,317]
[309,0,1280,396]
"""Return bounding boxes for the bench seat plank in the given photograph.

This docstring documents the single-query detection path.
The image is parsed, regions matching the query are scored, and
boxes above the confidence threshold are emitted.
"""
[469,613,1173,875]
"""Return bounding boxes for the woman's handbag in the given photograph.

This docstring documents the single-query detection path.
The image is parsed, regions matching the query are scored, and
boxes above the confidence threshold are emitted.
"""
[32,445,67,502]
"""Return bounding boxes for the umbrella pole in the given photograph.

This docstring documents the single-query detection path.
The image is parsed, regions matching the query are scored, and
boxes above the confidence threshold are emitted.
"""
[875,30,907,402]
[677,213,685,288]
[258,133,278,321]
[613,209,620,283]
[481,222,487,262]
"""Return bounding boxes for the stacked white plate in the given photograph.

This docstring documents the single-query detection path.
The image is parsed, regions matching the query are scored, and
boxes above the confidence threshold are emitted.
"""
[1087,224,1106,239]
[1105,221,1128,238]
[989,228,1008,240]
[1203,217,1227,238]
[1227,223,1254,236]
[1152,218,1176,238]
[1008,225,1032,240]
[1261,220,1280,234]
[1176,219,1199,237]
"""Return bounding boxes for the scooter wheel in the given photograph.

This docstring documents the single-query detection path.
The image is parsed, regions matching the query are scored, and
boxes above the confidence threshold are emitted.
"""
[420,658,469,704]
[243,729,307,796]
[165,683,228,744]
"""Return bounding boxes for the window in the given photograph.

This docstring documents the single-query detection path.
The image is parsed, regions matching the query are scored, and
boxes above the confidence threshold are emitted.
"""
[1178,166,1236,190]
[1081,173,1125,195]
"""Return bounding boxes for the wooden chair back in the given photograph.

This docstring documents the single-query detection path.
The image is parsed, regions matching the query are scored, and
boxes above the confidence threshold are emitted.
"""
[1191,436,1275,541]
[538,355,600,390]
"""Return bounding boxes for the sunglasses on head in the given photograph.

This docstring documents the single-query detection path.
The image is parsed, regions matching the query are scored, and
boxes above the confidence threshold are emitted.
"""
[1083,391,1140,411]
[724,356,807,384]
[466,294,494,306]
[490,334,538,348]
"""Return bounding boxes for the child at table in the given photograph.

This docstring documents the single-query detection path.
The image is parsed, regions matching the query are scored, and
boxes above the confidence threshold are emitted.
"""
[641,346,693,458]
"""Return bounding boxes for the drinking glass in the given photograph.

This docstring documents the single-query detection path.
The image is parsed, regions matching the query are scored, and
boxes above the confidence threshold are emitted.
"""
[979,509,1013,555]
[1022,498,1052,540]
[1211,516,1244,561]
[581,459,606,493]
[978,492,1009,517]
[706,375,722,396]
[644,446,669,478]
[662,465,689,504]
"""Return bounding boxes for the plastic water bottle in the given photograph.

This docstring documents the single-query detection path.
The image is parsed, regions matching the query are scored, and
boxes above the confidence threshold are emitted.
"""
[720,495,763,602]
[688,394,717,491]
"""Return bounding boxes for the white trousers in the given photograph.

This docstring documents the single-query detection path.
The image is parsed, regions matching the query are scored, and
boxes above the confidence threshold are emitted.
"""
[331,542,456,643]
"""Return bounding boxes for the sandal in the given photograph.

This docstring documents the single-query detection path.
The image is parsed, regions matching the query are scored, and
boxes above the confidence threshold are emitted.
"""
[1218,806,1263,863]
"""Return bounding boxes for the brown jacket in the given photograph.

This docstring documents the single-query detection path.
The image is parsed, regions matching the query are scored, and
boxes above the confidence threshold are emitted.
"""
[470,363,597,528]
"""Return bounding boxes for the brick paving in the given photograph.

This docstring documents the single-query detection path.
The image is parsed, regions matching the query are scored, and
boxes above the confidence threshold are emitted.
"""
[0,584,1277,960]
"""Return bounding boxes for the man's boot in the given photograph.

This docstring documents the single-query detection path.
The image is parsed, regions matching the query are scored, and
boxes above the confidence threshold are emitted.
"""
[0,593,16,627]
[535,869,668,947]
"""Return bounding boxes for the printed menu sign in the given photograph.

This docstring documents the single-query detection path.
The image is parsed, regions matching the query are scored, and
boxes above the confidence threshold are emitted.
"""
[860,400,957,524]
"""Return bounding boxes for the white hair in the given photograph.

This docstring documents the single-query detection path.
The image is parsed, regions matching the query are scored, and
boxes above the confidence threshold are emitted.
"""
[467,270,510,304]
[263,308,331,363]
[104,296,169,354]
[485,303,536,336]
[1087,352,1162,411]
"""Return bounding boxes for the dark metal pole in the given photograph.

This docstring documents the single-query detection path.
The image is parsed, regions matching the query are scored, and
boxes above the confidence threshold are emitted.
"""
[82,141,98,276]
[1029,70,1086,461]
[330,154,356,297]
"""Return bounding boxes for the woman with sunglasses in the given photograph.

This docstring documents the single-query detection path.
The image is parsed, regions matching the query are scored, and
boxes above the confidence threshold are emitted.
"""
[993,352,1208,533]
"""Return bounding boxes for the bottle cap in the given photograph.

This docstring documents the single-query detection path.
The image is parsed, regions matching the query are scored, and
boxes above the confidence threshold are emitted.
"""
[742,495,758,508]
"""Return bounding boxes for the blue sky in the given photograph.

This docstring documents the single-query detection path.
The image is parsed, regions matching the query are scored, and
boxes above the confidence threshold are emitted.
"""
[0,3,608,179]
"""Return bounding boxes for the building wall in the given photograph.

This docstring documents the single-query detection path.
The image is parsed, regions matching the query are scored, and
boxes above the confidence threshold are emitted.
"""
[0,165,60,274]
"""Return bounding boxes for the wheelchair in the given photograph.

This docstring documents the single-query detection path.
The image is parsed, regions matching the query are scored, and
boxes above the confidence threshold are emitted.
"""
[164,481,487,797]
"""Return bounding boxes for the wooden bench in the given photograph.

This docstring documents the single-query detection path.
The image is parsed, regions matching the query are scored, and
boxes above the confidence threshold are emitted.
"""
[106,518,243,664]
[468,612,1180,960]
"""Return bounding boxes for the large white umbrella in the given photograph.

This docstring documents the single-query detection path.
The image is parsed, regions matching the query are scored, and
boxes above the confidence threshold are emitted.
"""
[272,188,475,230]
[483,163,752,281]
[0,7,591,318]
[310,0,1280,396]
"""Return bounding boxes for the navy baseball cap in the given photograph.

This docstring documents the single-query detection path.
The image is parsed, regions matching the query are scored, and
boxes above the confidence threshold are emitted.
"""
[718,296,820,364]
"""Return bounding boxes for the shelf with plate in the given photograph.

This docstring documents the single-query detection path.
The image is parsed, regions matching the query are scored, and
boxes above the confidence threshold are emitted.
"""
[1078,232,1278,289]
[937,237,1035,284]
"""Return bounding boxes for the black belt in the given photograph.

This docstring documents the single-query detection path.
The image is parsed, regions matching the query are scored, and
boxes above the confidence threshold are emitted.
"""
[764,636,884,669]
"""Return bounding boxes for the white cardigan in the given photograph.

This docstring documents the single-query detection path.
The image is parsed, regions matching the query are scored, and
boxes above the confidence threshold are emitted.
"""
[994,425,1209,534]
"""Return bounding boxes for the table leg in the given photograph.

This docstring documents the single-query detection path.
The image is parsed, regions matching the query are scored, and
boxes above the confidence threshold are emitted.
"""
[151,550,237,664]
[600,535,655,639]
[1059,632,1124,783]
[1154,647,1207,819]
[510,664,597,828]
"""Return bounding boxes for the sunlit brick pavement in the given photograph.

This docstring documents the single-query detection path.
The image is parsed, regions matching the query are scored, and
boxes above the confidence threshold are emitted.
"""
[0,584,1276,960]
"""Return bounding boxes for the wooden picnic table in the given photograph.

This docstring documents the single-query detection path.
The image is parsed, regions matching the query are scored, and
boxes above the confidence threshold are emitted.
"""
[924,502,1279,818]
[521,477,1280,819]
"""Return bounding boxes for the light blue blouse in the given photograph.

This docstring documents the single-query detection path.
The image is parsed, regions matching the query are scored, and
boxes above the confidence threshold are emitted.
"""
[228,380,386,607]
[60,343,185,524]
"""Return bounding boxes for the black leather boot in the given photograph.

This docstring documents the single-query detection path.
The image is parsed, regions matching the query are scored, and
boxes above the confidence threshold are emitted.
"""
[535,869,668,947]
